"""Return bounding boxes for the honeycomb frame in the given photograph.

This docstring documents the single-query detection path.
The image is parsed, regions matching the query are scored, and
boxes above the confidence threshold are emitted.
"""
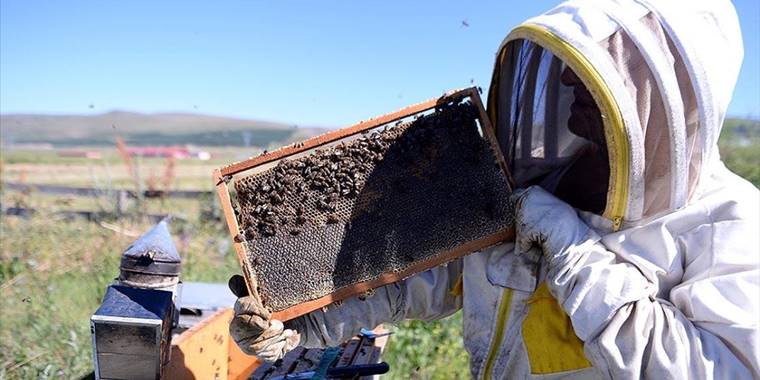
[213,87,515,321]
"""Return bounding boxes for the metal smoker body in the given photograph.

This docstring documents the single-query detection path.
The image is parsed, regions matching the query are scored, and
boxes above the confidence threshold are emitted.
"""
[90,219,182,380]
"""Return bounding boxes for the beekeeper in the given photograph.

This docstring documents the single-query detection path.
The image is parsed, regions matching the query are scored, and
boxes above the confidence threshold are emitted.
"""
[228,0,759,378]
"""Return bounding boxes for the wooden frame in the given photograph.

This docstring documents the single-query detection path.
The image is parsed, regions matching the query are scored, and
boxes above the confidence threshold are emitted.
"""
[213,87,514,321]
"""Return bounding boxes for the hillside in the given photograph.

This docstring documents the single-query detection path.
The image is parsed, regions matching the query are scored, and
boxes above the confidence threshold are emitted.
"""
[0,111,326,147]
[1,112,757,150]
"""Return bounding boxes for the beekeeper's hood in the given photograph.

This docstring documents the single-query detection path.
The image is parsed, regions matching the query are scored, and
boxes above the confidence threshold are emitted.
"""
[487,0,743,231]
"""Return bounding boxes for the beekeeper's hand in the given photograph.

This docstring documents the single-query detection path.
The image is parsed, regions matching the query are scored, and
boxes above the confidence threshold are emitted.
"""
[512,185,589,260]
[228,274,300,362]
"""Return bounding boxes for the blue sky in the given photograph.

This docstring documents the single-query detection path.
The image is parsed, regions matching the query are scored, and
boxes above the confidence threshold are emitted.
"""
[1,1,758,127]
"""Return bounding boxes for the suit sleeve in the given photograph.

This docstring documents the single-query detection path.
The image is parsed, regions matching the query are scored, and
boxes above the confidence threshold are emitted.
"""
[287,259,464,348]
[546,221,759,379]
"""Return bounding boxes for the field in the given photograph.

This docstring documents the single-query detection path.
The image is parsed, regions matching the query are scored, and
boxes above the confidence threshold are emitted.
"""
[0,118,758,379]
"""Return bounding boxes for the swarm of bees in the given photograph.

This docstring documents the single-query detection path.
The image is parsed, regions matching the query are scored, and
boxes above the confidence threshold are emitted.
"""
[235,127,396,239]
[234,100,488,241]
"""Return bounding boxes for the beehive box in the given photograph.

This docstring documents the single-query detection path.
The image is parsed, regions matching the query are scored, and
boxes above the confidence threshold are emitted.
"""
[214,88,515,321]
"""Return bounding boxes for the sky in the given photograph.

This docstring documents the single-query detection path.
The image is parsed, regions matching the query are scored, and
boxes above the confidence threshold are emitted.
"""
[1,1,759,127]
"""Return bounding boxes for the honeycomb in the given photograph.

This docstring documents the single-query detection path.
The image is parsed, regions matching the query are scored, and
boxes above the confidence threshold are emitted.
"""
[233,100,513,312]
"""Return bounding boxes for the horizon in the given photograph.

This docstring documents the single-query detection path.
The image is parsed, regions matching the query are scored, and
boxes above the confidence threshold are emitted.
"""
[0,109,307,126]
[2,1,759,126]
[2,106,758,126]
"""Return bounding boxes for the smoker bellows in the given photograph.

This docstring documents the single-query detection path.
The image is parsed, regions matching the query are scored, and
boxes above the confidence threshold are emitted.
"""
[214,88,515,320]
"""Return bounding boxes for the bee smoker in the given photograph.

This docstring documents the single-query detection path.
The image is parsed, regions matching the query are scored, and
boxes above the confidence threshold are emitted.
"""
[90,219,181,380]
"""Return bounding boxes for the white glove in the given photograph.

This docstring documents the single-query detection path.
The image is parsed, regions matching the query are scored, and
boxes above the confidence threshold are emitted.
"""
[511,185,619,340]
[512,185,590,261]
[228,275,301,362]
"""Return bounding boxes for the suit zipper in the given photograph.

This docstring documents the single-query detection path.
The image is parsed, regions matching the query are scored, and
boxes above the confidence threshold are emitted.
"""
[481,288,514,380]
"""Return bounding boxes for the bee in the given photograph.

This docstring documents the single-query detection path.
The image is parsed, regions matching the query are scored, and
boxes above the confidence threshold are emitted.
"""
[263,226,276,237]
[217,174,233,186]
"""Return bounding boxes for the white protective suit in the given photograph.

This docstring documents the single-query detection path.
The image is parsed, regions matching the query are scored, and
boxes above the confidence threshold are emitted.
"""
[285,0,760,378]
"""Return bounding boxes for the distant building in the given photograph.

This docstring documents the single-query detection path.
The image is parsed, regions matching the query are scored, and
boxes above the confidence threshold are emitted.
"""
[125,146,211,160]
[58,150,103,159]
[126,146,191,159]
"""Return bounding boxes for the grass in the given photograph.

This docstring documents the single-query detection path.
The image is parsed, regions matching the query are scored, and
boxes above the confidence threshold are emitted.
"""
[0,217,122,378]
[0,213,239,379]
[0,119,758,379]
[0,148,248,191]
[384,313,470,379]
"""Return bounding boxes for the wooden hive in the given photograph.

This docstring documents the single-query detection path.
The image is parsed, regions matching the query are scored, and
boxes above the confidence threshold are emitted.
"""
[213,88,515,321]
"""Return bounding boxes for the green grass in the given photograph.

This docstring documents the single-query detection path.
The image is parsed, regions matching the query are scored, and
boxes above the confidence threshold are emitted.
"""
[0,216,122,378]
[0,118,757,379]
[0,212,238,379]
[384,313,470,379]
